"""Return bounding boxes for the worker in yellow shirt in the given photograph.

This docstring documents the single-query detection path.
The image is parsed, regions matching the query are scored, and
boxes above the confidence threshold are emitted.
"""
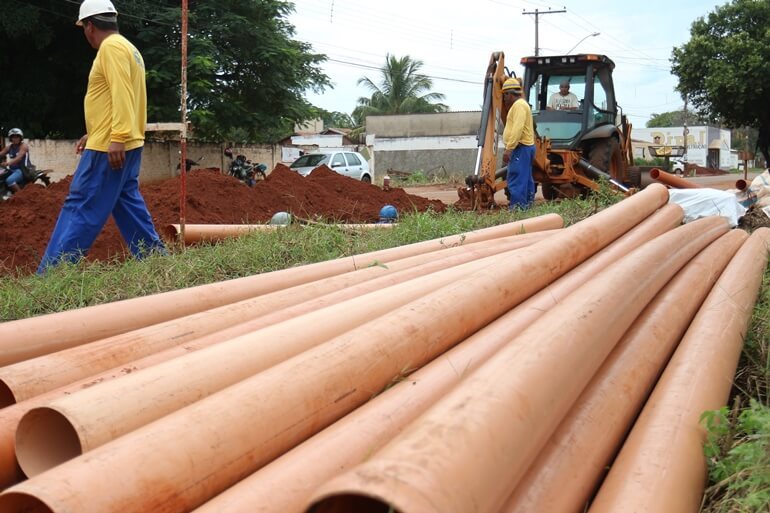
[39,0,165,272]
[501,77,536,210]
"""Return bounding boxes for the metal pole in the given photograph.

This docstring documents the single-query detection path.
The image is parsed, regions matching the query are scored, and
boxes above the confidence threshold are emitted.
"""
[682,95,689,175]
[523,8,566,56]
[179,0,188,245]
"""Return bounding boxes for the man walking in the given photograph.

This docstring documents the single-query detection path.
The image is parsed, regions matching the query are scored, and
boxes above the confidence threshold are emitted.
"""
[501,77,536,210]
[38,0,165,272]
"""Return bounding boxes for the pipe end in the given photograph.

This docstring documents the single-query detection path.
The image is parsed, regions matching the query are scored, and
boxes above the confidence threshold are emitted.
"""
[0,492,54,513]
[309,494,399,513]
[0,380,16,408]
[16,407,82,478]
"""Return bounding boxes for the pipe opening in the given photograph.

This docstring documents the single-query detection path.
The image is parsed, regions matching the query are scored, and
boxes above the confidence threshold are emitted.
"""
[309,495,401,513]
[0,380,16,408]
[162,224,180,242]
[0,492,55,513]
[649,168,661,179]
[15,407,82,477]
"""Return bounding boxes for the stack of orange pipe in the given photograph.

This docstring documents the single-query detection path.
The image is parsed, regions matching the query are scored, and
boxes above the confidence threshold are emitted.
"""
[0,185,668,511]
[0,225,556,488]
[1,185,767,513]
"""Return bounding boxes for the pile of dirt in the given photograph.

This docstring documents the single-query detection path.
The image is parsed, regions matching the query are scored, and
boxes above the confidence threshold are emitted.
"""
[0,164,446,275]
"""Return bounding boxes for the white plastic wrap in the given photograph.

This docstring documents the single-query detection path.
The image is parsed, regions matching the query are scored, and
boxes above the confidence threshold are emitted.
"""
[668,188,747,227]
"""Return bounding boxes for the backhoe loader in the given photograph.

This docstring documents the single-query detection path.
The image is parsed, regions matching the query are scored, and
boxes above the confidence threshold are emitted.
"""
[459,52,641,209]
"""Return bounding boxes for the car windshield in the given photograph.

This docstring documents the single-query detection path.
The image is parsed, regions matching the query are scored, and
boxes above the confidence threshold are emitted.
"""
[291,154,327,167]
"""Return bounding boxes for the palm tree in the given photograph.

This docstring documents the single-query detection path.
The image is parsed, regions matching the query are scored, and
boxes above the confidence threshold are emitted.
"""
[352,54,448,126]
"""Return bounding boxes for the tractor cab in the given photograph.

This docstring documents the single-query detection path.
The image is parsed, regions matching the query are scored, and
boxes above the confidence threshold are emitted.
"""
[521,54,620,151]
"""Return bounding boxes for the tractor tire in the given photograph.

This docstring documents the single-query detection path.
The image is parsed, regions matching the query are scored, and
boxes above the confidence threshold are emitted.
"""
[588,137,624,183]
[627,166,642,188]
[542,183,560,200]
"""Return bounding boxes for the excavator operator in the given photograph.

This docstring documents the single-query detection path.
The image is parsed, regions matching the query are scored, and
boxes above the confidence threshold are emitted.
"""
[501,78,536,210]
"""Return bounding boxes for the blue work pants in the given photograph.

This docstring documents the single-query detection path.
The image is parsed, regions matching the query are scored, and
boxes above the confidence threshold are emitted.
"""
[38,148,165,272]
[507,144,536,210]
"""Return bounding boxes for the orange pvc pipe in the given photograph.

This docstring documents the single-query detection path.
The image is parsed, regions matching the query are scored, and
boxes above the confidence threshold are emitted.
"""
[15,238,558,477]
[0,229,552,408]
[649,167,702,189]
[0,233,554,488]
[307,217,728,513]
[188,204,685,513]
[0,214,563,367]
[163,224,395,244]
[587,227,770,513]
[500,229,747,513]
[162,223,278,242]
[0,186,668,513]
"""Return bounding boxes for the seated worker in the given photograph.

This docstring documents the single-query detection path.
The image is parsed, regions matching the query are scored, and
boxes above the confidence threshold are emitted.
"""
[0,128,32,195]
[548,80,580,111]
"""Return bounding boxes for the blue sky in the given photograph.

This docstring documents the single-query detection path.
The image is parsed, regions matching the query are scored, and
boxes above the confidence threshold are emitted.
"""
[288,0,728,127]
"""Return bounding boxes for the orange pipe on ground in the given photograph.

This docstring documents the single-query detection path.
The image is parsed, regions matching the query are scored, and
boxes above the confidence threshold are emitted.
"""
[307,217,728,513]
[0,229,552,408]
[0,233,554,488]
[587,227,770,513]
[15,239,556,477]
[163,223,395,244]
[162,223,278,242]
[189,204,685,513]
[649,167,702,189]
[0,186,668,513]
[500,229,747,513]
[0,214,563,367]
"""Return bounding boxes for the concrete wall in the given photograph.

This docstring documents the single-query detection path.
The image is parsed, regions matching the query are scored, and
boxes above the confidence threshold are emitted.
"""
[25,139,281,183]
[366,113,483,176]
[366,111,481,138]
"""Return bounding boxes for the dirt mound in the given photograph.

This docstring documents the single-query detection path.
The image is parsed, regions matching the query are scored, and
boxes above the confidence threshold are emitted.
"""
[0,164,446,275]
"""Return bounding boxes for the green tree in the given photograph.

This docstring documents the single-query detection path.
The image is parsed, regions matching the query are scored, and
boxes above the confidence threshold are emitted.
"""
[318,110,355,129]
[0,0,330,142]
[646,110,705,128]
[352,54,448,126]
[671,0,770,163]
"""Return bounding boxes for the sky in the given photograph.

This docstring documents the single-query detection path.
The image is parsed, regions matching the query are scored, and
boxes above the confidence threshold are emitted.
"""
[287,0,727,127]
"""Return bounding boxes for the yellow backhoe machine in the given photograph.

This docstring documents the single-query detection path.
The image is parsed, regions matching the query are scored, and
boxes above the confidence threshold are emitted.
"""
[459,52,641,209]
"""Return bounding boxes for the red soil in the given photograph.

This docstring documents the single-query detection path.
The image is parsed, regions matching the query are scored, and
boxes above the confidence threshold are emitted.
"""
[0,164,446,275]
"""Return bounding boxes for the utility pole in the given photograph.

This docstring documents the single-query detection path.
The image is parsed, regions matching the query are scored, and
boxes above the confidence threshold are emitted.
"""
[523,8,567,56]
[682,95,689,170]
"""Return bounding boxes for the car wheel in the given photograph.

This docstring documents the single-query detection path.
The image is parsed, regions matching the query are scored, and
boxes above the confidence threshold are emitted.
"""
[360,174,372,184]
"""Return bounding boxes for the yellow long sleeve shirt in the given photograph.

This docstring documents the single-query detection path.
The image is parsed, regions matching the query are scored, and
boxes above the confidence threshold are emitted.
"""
[84,34,147,152]
[503,98,535,150]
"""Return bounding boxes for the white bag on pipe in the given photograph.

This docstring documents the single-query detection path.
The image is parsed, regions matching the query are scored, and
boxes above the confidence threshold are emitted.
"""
[668,188,746,227]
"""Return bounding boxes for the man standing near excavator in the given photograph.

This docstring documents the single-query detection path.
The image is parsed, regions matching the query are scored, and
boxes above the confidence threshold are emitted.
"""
[501,77,536,210]
[38,0,165,272]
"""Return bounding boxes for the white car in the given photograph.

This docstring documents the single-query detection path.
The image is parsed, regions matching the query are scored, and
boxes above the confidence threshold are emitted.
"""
[289,151,373,183]
[671,158,686,175]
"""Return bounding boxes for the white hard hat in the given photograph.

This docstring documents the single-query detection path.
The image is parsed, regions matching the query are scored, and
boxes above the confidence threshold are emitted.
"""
[7,128,23,138]
[76,0,118,26]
